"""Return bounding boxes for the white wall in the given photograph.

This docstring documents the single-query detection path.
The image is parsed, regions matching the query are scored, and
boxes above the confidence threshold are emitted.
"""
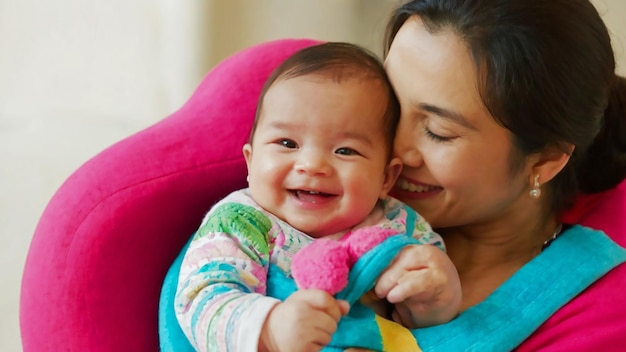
[593,0,626,74]
[1,1,624,351]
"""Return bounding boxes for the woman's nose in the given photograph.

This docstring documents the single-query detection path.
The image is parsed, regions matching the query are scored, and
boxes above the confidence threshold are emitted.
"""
[295,151,332,176]
[394,130,424,168]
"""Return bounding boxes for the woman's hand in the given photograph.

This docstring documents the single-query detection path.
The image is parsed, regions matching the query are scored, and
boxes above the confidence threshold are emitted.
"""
[259,289,350,352]
[374,244,462,328]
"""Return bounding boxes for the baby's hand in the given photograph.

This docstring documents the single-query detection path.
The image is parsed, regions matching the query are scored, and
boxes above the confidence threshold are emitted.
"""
[259,289,350,352]
[374,245,461,328]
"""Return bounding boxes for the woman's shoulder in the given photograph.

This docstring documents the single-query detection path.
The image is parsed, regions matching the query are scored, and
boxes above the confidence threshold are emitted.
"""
[517,262,626,350]
[516,224,626,350]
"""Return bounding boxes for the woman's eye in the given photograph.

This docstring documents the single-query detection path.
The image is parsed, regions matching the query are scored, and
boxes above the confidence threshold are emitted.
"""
[278,139,298,149]
[335,147,360,156]
[423,127,454,142]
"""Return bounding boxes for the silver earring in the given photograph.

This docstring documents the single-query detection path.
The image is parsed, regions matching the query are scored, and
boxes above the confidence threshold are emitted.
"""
[529,174,541,199]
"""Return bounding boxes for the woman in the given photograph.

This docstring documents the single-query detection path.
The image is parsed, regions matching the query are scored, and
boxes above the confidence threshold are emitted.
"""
[375,0,626,350]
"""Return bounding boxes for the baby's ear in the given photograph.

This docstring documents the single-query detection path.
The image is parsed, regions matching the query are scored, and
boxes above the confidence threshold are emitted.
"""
[380,157,402,198]
[242,144,253,171]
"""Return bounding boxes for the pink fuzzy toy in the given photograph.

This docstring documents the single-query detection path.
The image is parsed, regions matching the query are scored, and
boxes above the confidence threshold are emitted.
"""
[291,227,400,295]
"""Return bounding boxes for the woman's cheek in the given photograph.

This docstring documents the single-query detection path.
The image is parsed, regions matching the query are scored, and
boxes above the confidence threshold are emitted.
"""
[425,144,471,184]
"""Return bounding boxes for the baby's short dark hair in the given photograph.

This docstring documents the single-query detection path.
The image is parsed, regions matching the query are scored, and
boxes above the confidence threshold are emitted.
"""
[250,42,400,158]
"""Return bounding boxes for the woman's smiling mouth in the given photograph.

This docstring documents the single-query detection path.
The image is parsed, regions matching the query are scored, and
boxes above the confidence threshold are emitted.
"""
[396,179,439,193]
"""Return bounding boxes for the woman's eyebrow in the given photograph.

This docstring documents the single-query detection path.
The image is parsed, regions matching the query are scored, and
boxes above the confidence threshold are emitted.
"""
[418,102,477,130]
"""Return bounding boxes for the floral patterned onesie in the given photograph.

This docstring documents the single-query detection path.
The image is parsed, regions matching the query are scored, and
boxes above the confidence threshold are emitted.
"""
[175,188,442,352]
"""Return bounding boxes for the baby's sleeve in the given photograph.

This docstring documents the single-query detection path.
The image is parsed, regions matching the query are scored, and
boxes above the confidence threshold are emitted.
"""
[383,197,446,251]
[409,211,446,251]
[174,201,280,352]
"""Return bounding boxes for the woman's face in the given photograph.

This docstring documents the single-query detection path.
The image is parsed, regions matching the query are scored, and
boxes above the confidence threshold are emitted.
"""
[386,17,534,229]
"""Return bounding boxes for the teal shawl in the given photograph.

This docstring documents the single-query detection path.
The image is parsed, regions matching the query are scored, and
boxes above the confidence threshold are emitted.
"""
[159,225,626,351]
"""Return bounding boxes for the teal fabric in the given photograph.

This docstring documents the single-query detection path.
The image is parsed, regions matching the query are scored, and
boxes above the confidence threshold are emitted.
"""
[159,225,626,351]
[413,225,626,351]
[329,234,422,350]
[266,234,422,351]
[159,237,194,352]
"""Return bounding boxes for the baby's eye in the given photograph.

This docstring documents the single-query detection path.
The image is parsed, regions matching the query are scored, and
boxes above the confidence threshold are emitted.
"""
[335,147,360,156]
[278,139,298,149]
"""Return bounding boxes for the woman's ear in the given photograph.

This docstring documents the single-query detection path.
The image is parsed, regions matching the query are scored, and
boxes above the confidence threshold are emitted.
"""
[530,144,575,185]
[380,157,403,198]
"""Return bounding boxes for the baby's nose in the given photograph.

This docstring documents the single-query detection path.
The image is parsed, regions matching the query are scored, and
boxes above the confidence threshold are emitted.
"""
[295,151,332,176]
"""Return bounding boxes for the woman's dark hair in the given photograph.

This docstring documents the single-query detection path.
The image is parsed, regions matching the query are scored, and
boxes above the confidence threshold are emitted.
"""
[251,42,400,158]
[384,0,626,215]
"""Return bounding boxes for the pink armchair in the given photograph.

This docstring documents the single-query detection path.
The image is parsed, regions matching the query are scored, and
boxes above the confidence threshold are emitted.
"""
[19,38,320,352]
[19,36,626,351]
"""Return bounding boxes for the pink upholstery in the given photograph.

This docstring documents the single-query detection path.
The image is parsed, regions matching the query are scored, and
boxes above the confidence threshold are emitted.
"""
[561,179,626,248]
[19,36,626,351]
[19,38,320,352]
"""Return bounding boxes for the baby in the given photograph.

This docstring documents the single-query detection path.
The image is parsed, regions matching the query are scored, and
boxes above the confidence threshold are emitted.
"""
[175,42,460,352]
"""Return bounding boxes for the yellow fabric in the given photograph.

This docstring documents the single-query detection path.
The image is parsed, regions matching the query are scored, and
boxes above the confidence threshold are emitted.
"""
[375,315,421,352]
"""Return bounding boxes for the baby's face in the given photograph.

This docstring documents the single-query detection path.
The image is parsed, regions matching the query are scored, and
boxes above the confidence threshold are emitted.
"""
[243,74,400,238]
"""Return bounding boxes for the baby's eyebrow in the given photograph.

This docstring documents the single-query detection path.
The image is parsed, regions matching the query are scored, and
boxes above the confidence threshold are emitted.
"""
[266,121,294,130]
[336,131,375,147]
[265,120,375,147]
[417,102,477,130]
[264,121,303,133]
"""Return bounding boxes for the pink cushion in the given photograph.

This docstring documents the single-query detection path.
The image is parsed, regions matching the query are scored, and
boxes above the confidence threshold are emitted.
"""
[561,178,626,247]
[19,38,320,352]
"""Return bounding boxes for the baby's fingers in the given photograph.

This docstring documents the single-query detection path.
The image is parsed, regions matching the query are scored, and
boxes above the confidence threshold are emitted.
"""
[337,299,351,316]
[292,289,348,322]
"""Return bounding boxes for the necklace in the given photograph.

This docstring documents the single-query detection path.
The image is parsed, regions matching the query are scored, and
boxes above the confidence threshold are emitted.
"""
[541,224,564,251]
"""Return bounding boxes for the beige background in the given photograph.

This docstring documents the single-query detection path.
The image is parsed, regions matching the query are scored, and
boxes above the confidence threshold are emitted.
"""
[1,1,624,350]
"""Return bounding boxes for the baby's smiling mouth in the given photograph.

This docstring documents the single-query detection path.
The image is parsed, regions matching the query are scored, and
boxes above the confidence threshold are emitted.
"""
[290,189,336,202]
